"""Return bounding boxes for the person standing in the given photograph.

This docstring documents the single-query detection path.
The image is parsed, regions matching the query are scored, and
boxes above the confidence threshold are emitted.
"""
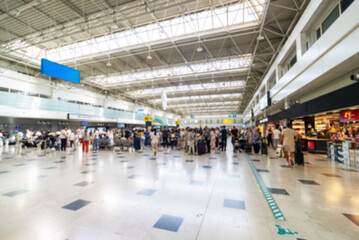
[150,129,160,156]
[281,122,297,166]
[220,126,227,151]
[82,128,90,154]
[15,130,24,153]
[69,130,75,148]
[170,130,177,149]
[267,127,273,148]
[59,128,68,151]
[210,128,216,150]
[273,125,281,149]
[144,129,150,146]
[203,126,211,153]
[188,129,196,154]
[183,128,188,152]
[162,127,169,147]
[231,126,239,145]
[252,130,261,154]
[92,128,99,151]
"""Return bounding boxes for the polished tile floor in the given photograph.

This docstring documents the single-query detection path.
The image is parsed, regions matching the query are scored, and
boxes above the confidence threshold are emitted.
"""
[0,142,358,240]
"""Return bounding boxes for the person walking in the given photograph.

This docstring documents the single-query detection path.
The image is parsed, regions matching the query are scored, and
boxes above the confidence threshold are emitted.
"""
[59,128,68,151]
[273,125,281,149]
[92,128,100,151]
[150,129,160,157]
[281,122,297,166]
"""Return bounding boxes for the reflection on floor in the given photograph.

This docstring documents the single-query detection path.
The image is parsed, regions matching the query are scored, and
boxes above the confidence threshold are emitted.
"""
[0,144,358,240]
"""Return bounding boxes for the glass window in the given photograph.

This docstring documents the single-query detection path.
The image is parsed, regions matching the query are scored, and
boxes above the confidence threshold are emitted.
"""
[341,0,354,13]
[316,28,321,40]
[288,55,297,69]
[322,5,340,34]
[0,87,9,92]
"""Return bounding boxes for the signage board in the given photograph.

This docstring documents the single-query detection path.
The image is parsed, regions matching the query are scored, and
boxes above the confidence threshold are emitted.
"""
[340,109,359,122]
[80,121,89,126]
[191,114,194,118]
[117,123,125,128]
[233,114,237,118]
[223,119,233,124]
[68,114,117,122]
[144,116,153,122]
[41,58,80,84]
[259,118,268,124]
[175,120,180,125]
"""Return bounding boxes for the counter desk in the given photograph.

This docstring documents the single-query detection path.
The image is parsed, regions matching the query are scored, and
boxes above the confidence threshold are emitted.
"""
[302,138,329,154]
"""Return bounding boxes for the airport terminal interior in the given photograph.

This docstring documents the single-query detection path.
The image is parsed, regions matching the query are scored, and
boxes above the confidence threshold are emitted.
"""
[0,0,359,239]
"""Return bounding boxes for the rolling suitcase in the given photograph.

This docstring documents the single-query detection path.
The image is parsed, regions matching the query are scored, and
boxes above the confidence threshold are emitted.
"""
[295,151,304,165]
[197,142,206,155]
[295,141,304,165]
[261,143,268,155]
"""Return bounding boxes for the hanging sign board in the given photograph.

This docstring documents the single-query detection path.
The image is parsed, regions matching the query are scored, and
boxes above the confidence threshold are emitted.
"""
[144,116,153,122]
[223,119,233,124]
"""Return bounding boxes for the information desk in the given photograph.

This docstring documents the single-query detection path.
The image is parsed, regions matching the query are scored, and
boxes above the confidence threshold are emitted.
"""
[302,138,329,154]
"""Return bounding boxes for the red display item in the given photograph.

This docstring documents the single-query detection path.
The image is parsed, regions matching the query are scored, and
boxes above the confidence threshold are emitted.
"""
[307,140,315,150]
[340,110,359,122]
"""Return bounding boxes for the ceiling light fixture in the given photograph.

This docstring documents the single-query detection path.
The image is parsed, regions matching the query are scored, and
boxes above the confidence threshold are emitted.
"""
[257,35,264,41]
[106,62,112,67]
[147,54,152,60]
[196,46,203,52]
[15,10,21,16]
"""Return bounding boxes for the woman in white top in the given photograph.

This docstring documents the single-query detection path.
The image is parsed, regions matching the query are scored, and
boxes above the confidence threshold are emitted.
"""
[150,129,160,157]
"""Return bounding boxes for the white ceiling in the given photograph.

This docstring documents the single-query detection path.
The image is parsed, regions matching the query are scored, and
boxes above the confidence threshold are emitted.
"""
[0,0,309,116]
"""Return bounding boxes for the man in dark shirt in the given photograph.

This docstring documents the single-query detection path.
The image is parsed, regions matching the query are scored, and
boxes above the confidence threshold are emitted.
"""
[220,126,227,151]
[231,126,239,145]
[162,127,169,147]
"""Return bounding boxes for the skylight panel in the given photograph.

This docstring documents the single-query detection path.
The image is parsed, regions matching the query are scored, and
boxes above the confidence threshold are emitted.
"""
[130,81,245,95]
[150,93,242,103]
[27,2,262,62]
[89,56,250,85]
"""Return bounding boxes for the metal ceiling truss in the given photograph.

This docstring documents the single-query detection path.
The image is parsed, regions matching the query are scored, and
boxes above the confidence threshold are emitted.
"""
[0,0,309,116]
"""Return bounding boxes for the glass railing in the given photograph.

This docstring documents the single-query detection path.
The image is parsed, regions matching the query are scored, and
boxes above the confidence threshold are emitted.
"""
[0,91,147,121]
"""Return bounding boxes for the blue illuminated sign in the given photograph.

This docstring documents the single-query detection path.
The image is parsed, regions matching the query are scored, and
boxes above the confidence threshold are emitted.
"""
[41,58,80,84]
[191,115,194,118]
[117,123,125,128]
[80,121,89,126]
[233,114,237,118]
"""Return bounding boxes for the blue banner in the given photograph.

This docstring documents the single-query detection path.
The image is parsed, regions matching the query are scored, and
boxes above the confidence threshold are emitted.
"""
[41,58,80,84]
